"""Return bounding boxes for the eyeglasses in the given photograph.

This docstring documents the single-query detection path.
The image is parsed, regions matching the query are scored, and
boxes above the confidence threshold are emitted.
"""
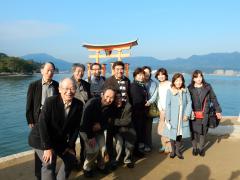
[61,88,76,92]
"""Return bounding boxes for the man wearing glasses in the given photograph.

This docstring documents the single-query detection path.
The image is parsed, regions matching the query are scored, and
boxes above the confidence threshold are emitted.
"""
[88,63,106,97]
[26,62,59,180]
[28,78,83,180]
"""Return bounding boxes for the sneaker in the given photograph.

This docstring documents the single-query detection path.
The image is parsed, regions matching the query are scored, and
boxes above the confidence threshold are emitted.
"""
[144,146,151,153]
[124,159,132,164]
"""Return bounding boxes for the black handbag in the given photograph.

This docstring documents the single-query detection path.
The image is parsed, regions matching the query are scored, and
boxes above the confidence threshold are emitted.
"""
[208,106,220,128]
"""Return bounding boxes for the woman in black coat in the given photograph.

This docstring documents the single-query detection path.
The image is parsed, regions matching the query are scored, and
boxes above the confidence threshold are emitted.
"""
[188,70,222,157]
[130,68,148,154]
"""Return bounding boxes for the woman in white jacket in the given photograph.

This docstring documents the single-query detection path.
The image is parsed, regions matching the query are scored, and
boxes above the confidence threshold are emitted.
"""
[146,68,172,153]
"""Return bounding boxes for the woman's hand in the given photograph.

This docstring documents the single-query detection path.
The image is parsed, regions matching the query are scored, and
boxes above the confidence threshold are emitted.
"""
[183,115,188,121]
[216,112,222,119]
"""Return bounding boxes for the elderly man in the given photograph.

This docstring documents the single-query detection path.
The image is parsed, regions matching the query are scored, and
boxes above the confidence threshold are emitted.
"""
[28,78,83,180]
[71,63,91,105]
[71,63,91,166]
[26,62,59,180]
[79,87,116,177]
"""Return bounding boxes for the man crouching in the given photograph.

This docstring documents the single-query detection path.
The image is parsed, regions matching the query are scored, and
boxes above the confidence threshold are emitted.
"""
[112,92,136,168]
[80,87,116,177]
[28,78,83,180]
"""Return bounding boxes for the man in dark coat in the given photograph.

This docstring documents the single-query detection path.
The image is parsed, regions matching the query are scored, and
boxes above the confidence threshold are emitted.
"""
[111,92,136,168]
[28,78,83,180]
[103,61,131,164]
[79,87,116,177]
[103,61,131,103]
[26,62,59,180]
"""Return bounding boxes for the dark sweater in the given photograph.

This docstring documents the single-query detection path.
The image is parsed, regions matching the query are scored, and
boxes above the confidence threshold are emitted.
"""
[80,97,114,139]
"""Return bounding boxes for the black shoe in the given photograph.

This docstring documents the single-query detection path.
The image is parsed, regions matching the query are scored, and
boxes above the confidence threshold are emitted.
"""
[98,167,110,175]
[134,149,145,158]
[109,161,118,171]
[170,152,176,158]
[192,148,198,156]
[127,162,135,168]
[176,153,184,159]
[73,160,83,171]
[199,149,205,157]
[83,170,94,178]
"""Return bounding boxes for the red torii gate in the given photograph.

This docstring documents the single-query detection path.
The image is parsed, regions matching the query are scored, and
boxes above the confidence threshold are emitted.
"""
[82,39,138,79]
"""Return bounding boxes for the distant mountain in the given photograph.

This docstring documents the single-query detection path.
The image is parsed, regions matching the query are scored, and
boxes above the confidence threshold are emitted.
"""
[21,52,240,73]
[103,52,240,73]
[22,53,72,71]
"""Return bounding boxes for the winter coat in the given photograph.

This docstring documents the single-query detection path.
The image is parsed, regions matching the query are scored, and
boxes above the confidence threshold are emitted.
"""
[163,88,192,140]
[188,83,222,134]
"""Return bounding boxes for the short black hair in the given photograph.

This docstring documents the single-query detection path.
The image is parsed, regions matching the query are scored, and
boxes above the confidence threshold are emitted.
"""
[112,61,125,69]
[90,63,101,70]
[142,66,152,73]
[102,86,117,95]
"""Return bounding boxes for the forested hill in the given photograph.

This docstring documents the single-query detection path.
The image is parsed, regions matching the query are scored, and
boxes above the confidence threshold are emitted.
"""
[0,53,41,74]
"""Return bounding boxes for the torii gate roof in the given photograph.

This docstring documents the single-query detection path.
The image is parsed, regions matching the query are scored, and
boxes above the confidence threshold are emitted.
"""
[82,39,138,51]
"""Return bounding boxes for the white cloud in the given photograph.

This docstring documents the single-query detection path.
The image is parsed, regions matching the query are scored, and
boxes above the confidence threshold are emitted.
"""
[0,20,69,40]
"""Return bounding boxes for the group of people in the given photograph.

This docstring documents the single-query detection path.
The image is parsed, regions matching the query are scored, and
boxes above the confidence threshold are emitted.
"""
[26,61,222,180]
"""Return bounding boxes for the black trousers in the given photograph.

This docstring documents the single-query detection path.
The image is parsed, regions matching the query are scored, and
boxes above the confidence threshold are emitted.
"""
[170,136,182,155]
[79,134,85,162]
[34,152,42,179]
[191,132,206,150]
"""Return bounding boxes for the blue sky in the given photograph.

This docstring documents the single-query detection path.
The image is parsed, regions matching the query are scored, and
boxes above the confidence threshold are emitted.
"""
[1,0,240,62]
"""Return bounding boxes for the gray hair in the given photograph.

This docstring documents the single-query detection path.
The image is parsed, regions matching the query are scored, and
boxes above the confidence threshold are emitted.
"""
[41,62,56,70]
[59,78,76,89]
[72,63,85,72]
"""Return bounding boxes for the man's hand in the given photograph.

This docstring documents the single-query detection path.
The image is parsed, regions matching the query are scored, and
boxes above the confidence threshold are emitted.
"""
[28,123,34,128]
[63,148,75,156]
[43,149,53,163]
[145,102,150,106]
[88,138,96,148]
[92,123,101,132]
